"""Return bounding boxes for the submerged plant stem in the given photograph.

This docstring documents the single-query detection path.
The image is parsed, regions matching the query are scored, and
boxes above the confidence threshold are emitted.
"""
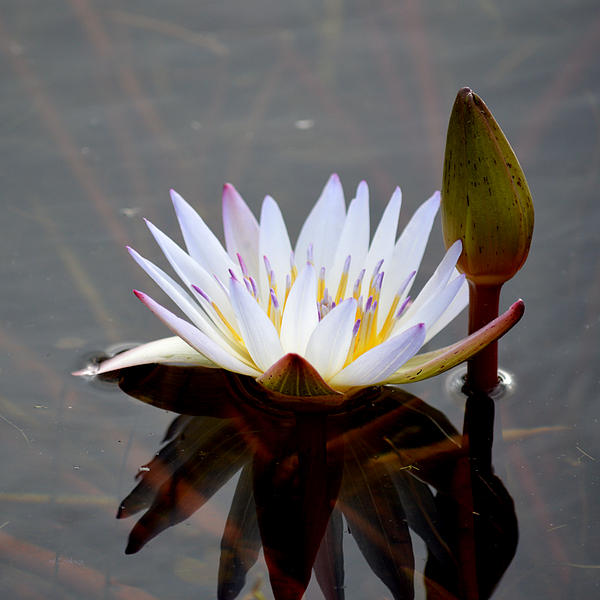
[466,282,501,394]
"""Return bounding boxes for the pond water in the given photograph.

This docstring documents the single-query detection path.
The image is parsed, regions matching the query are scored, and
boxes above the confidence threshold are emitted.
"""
[1,0,599,598]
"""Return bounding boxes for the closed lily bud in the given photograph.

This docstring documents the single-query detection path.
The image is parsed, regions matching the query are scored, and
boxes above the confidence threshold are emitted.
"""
[442,88,534,285]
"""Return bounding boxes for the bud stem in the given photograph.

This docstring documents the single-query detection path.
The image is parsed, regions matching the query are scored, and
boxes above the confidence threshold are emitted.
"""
[466,282,501,393]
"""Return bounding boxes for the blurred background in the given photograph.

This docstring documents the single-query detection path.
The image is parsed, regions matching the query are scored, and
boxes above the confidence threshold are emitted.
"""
[1,0,599,598]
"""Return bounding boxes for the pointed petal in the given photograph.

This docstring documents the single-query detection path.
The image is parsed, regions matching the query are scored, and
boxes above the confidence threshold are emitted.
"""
[400,274,466,334]
[329,323,426,388]
[145,219,234,320]
[364,186,402,282]
[229,277,284,371]
[403,240,462,318]
[170,189,236,280]
[424,274,468,342]
[280,263,318,355]
[386,300,525,384]
[305,298,357,379]
[222,183,260,278]
[328,182,370,291]
[127,246,225,339]
[133,290,260,376]
[73,336,214,377]
[379,191,440,317]
[295,173,346,271]
[259,195,293,303]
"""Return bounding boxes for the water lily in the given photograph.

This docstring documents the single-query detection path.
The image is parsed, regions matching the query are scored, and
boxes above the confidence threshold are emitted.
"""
[79,175,524,396]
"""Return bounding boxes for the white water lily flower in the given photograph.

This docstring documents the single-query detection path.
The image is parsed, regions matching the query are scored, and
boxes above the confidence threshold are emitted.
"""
[81,175,524,396]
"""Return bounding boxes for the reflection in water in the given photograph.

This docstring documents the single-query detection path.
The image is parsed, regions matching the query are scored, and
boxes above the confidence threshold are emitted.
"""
[108,364,517,600]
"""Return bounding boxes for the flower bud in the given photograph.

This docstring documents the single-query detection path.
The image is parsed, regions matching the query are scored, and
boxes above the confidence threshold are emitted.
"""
[442,88,534,285]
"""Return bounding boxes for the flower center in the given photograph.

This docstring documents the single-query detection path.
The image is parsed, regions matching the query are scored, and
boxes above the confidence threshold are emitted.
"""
[196,247,415,371]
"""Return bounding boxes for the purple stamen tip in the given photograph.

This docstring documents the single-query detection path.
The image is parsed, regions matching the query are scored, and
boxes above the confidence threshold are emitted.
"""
[263,255,273,273]
[249,276,258,297]
[373,259,384,277]
[365,296,373,312]
[353,269,366,291]
[343,255,351,273]
[270,288,280,309]
[396,296,411,318]
[228,268,238,281]
[306,243,314,263]
[352,319,361,336]
[192,285,211,303]
[236,253,249,277]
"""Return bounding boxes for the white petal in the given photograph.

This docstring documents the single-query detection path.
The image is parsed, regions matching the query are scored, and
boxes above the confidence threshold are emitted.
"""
[364,186,402,282]
[280,263,319,355]
[170,189,236,280]
[222,183,260,278]
[329,323,426,388]
[305,298,357,379]
[90,337,215,376]
[133,291,260,376]
[258,195,293,304]
[295,174,345,271]
[400,274,466,334]
[403,240,462,319]
[229,277,284,372]
[144,219,235,322]
[128,246,219,337]
[328,181,370,292]
[379,191,440,318]
[423,274,468,342]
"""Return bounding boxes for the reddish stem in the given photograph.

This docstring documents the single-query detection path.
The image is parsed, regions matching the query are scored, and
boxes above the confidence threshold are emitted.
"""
[466,281,502,394]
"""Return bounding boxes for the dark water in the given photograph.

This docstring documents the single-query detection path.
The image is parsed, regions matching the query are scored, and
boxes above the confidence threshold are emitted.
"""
[1,0,599,598]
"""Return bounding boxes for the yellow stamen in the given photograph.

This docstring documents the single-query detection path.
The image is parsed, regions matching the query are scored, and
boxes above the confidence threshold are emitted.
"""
[317,268,326,303]
[211,301,243,343]
[334,272,348,305]
[377,295,400,342]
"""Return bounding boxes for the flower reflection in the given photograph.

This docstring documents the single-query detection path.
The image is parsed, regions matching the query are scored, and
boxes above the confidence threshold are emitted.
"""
[113,364,517,600]
[81,175,524,397]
